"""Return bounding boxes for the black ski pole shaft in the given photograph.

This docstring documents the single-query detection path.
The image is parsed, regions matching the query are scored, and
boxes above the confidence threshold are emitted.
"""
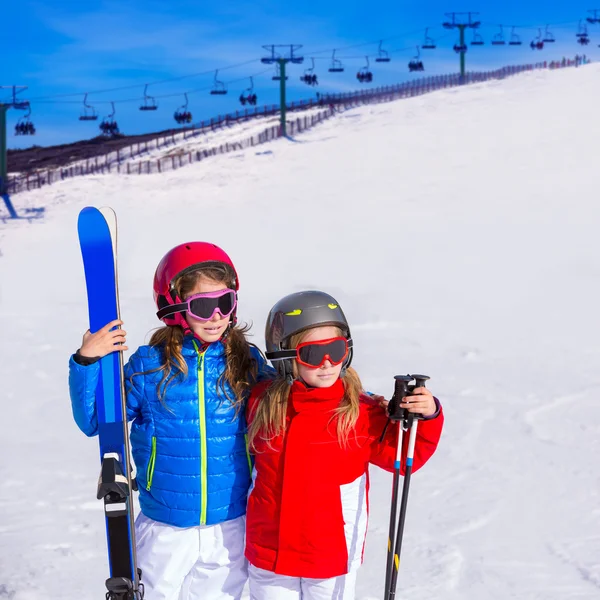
[383,375,412,599]
[386,374,429,600]
[383,420,403,598]
[386,415,418,600]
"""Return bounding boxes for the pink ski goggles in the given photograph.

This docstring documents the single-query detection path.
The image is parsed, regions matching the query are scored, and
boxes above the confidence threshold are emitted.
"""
[157,288,237,322]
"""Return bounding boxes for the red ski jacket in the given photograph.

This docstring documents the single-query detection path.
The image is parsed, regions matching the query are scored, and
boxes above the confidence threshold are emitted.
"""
[245,379,444,579]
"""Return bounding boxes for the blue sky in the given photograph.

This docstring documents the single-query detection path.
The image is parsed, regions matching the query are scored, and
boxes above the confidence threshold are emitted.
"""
[5,0,598,148]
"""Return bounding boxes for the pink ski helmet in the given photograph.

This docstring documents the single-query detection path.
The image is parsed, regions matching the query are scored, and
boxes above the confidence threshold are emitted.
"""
[153,242,239,330]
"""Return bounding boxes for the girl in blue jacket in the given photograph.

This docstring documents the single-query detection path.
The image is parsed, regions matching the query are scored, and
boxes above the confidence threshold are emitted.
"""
[69,242,273,600]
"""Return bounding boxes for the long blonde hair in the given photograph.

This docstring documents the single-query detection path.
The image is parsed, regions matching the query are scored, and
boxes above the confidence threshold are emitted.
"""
[247,326,362,451]
[136,264,258,413]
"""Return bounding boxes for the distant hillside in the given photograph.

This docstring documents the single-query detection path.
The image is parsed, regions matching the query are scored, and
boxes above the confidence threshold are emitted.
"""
[7,126,191,174]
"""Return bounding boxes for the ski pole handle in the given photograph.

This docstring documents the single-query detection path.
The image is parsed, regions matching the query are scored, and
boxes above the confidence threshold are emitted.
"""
[388,375,413,421]
[411,374,430,390]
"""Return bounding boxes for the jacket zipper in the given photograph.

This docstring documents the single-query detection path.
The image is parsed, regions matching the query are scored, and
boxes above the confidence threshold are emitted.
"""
[146,436,157,491]
[192,340,208,525]
[244,433,253,476]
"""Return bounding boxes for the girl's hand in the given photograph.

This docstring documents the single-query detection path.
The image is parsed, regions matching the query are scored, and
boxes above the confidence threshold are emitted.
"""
[79,319,128,358]
[369,393,389,409]
[400,387,436,417]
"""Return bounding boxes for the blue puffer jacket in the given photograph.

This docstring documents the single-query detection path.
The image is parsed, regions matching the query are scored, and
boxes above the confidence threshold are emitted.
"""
[69,336,274,528]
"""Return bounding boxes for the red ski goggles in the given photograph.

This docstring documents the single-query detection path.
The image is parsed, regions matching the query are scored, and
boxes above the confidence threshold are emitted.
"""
[295,337,350,368]
[157,288,237,322]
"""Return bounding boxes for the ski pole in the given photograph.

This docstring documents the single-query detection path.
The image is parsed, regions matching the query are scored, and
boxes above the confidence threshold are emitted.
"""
[386,375,429,600]
[383,375,413,599]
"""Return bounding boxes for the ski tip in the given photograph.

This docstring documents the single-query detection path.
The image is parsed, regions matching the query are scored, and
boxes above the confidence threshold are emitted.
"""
[99,206,118,227]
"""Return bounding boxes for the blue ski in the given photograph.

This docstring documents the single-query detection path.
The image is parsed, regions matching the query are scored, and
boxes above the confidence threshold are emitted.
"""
[77,206,143,600]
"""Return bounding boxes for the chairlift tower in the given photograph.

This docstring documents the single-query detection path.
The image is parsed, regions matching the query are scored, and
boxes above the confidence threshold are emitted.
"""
[0,86,29,195]
[443,12,481,82]
[261,45,303,136]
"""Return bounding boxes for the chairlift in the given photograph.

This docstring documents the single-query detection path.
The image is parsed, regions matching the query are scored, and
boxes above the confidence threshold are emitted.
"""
[530,29,544,50]
[239,77,258,106]
[328,49,345,73]
[471,30,484,46]
[174,93,192,125]
[210,70,228,95]
[272,63,289,81]
[375,40,391,62]
[139,84,158,111]
[492,25,506,46]
[422,28,436,50]
[453,42,468,54]
[14,103,36,136]
[543,25,555,43]
[509,26,522,46]
[79,93,98,121]
[300,58,318,86]
[576,21,590,45]
[99,102,120,136]
[408,46,425,72]
[356,56,373,83]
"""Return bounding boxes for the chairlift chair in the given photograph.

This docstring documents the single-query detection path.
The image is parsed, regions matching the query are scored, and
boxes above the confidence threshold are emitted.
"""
[576,21,590,45]
[453,43,468,54]
[530,29,544,50]
[509,26,522,45]
[375,40,391,62]
[139,84,158,111]
[174,93,192,124]
[14,105,36,136]
[471,31,485,46]
[99,102,119,136]
[408,46,425,72]
[492,26,506,46]
[272,63,289,81]
[239,77,258,105]
[300,59,319,86]
[543,25,555,43]
[422,28,437,50]
[328,50,345,73]
[79,93,98,121]
[210,70,228,95]
[357,56,373,83]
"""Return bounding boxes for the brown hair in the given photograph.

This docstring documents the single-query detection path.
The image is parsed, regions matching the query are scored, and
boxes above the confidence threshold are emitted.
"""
[138,264,258,414]
[247,326,362,451]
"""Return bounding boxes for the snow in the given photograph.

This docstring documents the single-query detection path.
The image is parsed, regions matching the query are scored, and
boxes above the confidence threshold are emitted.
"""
[1,63,599,599]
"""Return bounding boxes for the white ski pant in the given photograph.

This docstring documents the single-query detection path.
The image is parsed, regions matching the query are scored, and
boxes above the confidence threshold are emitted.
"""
[248,564,358,600]
[135,512,247,600]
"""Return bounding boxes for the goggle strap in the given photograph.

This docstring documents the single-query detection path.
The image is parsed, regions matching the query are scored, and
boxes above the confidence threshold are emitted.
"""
[266,350,297,361]
[157,302,188,320]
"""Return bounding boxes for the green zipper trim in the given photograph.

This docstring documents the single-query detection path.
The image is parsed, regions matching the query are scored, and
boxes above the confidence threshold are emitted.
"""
[146,436,157,491]
[192,340,208,525]
[244,433,252,477]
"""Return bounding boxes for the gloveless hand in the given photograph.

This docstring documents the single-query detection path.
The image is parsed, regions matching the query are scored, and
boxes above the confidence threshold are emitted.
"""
[400,387,436,417]
[79,319,128,358]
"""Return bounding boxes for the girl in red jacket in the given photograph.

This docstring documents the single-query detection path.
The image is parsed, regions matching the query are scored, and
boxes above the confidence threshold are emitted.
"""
[245,290,443,600]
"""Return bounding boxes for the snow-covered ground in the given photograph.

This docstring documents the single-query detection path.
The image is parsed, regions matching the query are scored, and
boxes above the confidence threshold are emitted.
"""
[1,63,599,599]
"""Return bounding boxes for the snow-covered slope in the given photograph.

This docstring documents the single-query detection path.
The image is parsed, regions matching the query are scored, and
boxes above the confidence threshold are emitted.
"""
[1,64,599,599]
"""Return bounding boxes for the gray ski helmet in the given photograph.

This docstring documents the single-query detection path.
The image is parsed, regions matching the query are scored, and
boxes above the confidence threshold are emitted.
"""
[265,290,353,378]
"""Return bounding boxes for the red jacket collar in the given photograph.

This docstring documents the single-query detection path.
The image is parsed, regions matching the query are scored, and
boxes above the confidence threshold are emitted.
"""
[290,378,345,413]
